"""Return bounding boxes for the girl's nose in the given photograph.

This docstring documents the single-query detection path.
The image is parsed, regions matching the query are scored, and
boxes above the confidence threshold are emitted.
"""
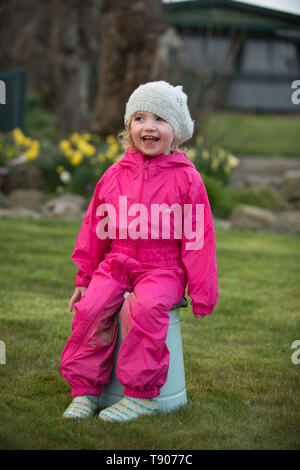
[143,118,157,130]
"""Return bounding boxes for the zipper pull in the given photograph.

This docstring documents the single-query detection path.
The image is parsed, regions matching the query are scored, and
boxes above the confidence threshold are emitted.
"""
[144,160,149,181]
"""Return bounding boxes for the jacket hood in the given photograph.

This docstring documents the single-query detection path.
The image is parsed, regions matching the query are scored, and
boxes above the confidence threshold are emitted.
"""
[118,147,195,170]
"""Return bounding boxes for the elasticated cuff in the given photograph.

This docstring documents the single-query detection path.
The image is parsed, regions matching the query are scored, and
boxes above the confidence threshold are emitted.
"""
[193,305,213,315]
[71,387,101,398]
[124,387,160,399]
[74,277,91,288]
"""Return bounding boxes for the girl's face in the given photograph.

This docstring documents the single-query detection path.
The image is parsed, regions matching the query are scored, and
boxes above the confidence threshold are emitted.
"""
[130,111,175,156]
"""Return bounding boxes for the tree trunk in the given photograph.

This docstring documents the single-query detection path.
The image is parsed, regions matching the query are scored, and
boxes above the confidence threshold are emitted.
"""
[90,0,167,135]
[0,0,101,131]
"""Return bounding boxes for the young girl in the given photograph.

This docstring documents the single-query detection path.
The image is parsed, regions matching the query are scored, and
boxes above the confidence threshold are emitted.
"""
[61,80,218,422]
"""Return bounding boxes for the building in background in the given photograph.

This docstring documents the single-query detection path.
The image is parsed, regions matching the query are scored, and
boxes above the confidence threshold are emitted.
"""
[163,0,300,112]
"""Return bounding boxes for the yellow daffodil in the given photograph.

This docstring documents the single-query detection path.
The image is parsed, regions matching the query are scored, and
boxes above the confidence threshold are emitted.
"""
[228,154,239,168]
[202,149,209,160]
[12,128,25,145]
[106,142,119,159]
[76,139,86,149]
[12,128,23,137]
[106,135,116,144]
[211,158,219,172]
[25,147,39,161]
[23,137,32,147]
[64,147,74,158]
[31,140,40,152]
[71,151,83,166]
[98,153,106,162]
[25,140,40,160]
[218,148,225,159]
[77,139,96,156]
[86,144,96,156]
[70,132,80,144]
[109,143,119,154]
[59,140,71,152]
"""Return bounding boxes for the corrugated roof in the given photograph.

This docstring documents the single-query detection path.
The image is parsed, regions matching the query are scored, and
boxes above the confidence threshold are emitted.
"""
[163,0,300,31]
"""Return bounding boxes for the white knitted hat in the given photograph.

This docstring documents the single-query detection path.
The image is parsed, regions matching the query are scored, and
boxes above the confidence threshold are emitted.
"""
[124,81,194,143]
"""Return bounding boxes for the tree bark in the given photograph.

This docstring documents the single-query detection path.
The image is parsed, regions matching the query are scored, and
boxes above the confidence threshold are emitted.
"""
[90,0,167,135]
[0,0,101,131]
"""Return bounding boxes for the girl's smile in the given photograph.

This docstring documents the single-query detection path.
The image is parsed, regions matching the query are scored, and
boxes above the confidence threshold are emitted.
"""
[130,111,175,156]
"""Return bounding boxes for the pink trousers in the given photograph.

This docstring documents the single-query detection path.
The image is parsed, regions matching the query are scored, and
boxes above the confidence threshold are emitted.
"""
[60,253,186,398]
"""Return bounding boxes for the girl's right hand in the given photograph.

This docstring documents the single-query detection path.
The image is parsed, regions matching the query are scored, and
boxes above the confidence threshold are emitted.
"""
[69,286,87,312]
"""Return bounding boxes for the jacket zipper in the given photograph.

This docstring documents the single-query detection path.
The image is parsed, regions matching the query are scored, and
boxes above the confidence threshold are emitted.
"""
[135,158,149,259]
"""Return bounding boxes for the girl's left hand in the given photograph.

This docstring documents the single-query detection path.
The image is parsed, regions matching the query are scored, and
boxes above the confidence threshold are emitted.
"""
[195,314,206,321]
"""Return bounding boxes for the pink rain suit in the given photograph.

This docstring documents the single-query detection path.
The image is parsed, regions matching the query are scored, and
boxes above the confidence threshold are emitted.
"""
[60,147,218,398]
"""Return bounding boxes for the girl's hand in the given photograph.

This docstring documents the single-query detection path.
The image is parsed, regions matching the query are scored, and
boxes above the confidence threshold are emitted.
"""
[195,314,206,321]
[69,286,87,312]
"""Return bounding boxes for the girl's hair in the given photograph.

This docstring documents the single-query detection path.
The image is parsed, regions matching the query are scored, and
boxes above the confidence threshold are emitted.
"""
[118,114,184,153]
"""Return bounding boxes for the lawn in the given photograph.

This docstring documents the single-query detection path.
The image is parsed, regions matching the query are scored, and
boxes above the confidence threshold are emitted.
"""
[203,112,300,158]
[0,218,299,450]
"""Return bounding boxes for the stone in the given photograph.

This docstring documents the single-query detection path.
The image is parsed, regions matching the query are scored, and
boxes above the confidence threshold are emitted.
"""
[243,175,282,189]
[213,217,232,230]
[0,208,41,219]
[0,167,9,191]
[3,189,45,211]
[279,170,300,202]
[230,157,300,190]
[3,164,44,193]
[276,211,300,234]
[229,204,277,231]
[42,194,87,219]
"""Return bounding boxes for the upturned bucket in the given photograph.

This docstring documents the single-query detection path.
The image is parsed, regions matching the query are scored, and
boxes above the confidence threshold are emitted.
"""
[100,295,188,412]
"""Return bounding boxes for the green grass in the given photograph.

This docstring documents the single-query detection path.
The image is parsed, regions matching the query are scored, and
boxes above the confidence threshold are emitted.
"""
[202,112,300,157]
[0,219,299,450]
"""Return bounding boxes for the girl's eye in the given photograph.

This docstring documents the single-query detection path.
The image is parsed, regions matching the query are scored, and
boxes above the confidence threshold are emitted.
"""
[157,116,165,122]
[134,115,144,121]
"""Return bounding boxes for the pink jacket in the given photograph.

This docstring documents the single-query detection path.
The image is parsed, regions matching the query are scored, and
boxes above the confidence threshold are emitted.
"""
[72,147,219,317]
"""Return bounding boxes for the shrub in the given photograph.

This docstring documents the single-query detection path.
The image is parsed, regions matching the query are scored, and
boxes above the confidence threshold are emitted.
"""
[0,128,40,166]
[229,185,284,213]
[201,175,236,219]
[51,132,123,195]
[0,128,123,197]
[187,135,240,186]
[201,176,285,220]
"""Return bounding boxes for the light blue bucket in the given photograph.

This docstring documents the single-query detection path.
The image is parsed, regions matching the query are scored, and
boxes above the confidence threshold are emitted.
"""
[100,295,188,412]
